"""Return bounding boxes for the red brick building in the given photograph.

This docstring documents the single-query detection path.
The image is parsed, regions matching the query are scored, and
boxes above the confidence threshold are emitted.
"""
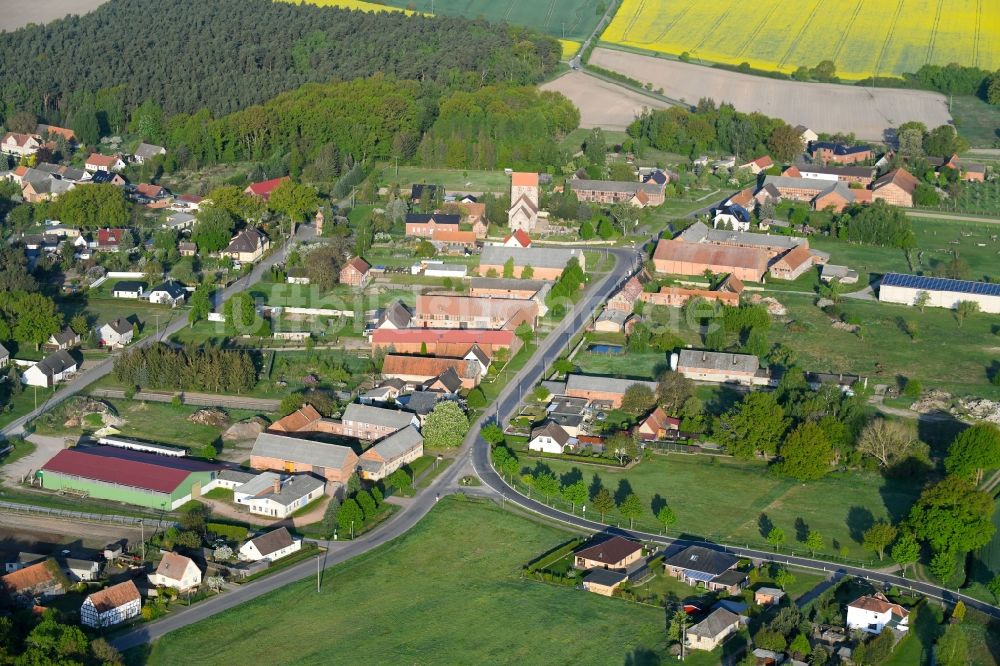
[339,256,371,286]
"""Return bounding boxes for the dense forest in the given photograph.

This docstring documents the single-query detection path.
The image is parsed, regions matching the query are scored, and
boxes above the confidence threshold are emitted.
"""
[0,0,559,130]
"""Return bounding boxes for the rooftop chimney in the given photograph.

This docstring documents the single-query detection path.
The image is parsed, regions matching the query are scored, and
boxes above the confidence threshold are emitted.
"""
[273,477,281,494]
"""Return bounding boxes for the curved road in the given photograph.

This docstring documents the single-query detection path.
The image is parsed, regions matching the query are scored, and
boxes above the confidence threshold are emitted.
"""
[111,246,641,651]
[0,226,313,439]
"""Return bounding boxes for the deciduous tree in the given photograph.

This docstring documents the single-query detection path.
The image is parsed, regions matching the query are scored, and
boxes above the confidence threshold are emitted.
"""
[714,392,787,459]
[422,401,469,449]
[857,418,918,469]
[619,493,643,528]
[862,522,898,560]
[945,422,1000,484]
[592,487,615,521]
[908,475,996,554]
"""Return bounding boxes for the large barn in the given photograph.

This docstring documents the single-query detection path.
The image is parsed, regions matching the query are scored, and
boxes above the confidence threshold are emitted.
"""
[878,273,1000,314]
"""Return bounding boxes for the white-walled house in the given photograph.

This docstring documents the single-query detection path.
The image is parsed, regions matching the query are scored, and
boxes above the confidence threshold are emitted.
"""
[239,527,302,563]
[528,421,574,454]
[80,580,142,628]
[22,350,77,388]
[846,593,909,635]
[233,473,325,519]
[148,552,201,592]
[98,317,134,348]
[148,281,187,307]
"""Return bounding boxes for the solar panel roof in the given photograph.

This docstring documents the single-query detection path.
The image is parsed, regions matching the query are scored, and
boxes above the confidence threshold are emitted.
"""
[882,273,1000,297]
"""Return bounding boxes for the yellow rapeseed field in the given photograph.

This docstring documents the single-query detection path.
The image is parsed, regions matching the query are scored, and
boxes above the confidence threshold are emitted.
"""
[603,0,1000,80]
[559,39,581,60]
[277,0,414,15]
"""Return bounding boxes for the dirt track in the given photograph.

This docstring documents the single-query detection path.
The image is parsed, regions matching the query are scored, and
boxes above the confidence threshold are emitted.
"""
[588,48,953,141]
[0,0,108,31]
[541,70,670,131]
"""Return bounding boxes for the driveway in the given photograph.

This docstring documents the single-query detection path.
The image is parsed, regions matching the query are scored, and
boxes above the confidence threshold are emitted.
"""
[2,434,72,483]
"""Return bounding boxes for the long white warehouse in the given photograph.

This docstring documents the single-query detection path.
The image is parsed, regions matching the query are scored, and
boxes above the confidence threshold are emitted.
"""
[878,273,1000,314]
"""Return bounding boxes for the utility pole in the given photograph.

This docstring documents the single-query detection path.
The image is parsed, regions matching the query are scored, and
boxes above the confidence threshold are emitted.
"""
[316,552,321,592]
[140,520,145,561]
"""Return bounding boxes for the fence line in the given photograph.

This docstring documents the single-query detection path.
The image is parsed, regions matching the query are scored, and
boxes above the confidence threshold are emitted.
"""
[0,499,174,529]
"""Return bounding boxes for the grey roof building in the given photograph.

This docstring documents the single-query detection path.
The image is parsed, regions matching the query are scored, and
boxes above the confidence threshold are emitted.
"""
[678,221,805,251]
[364,425,423,464]
[378,300,412,329]
[237,473,325,507]
[250,433,356,471]
[676,349,759,375]
[402,391,441,417]
[341,403,418,430]
[245,527,296,558]
[687,607,741,640]
[565,374,658,395]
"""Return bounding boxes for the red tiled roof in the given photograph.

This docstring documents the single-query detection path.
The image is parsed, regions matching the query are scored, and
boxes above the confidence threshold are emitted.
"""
[86,580,140,612]
[176,194,203,204]
[642,406,680,432]
[41,447,216,493]
[774,244,812,271]
[504,229,532,247]
[750,156,773,169]
[873,168,919,196]
[97,228,124,245]
[848,593,909,618]
[575,536,641,565]
[782,166,802,177]
[727,188,754,207]
[2,132,39,148]
[382,355,478,379]
[244,176,289,197]
[1,560,58,594]
[86,153,121,168]
[269,405,323,433]
[135,183,165,198]
[653,239,769,273]
[372,328,516,346]
[346,256,371,274]
[431,230,477,243]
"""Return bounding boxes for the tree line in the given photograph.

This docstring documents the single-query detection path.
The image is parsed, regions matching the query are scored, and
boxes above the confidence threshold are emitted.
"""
[0,0,559,130]
[112,343,257,394]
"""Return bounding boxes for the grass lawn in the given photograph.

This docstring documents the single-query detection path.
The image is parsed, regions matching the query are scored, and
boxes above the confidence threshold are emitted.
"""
[771,292,1000,398]
[378,165,509,193]
[30,399,261,450]
[524,454,921,562]
[0,438,36,467]
[415,458,453,488]
[140,498,666,665]
[202,488,234,502]
[0,390,50,432]
[952,95,1000,148]
[574,350,668,380]
[248,280,417,312]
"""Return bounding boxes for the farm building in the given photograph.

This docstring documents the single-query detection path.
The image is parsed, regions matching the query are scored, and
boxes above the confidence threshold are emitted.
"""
[38,447,219,510]
[674,349,764,385]
[564,374,658,408]
[80,580,142,628]
[878,273,1000,314]
[871,169,918,207]
[370,328,520,355]
[249,433,358,485]
[413,294,537,330]
[358,425,424,481]
[233,472,326,518]
[478,246,585,281]
[381,355,482,390]
[652,239,769,283]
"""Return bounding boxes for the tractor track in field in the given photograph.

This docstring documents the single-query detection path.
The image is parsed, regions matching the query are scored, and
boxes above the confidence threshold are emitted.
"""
[974,0,983,67]
[541,0,557,32]
[831,0,864,64]
[925,0,945,65]
[619,0,647,43]
[734,1,782,59]
[777,0,823,70]
[639,0,694,46]
[691,0,739,55]
[502,0,516,22]
[872,0,905,81]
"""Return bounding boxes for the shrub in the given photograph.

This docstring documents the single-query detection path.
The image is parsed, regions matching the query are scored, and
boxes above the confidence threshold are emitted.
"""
[207,523,249,542]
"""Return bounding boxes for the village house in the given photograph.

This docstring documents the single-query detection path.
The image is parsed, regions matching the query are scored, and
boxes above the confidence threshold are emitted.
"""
[98,317,134,348]
[871,168,918,208]
[0,559,67,603]
[148,280,187,307]
[431,229,478,254]
[663,545,748,594]
[178,241,197,257]
[339,256,372,287]
[1,132,41,157]
[528,421,574,454]
[381,354,482,390]
[97,228,128,252]
[686,608,742,651]
[359,425,424,481]
[244,176,289,201]
[405,213,460,238]
[20,177,75,203]
[502,229,532,248]
[712,203,752,232]
[593,308,633,334]
[112,280,146,298]
[738,155,774,174]
[607,271,651,313]
[469,277,545,301]
[565,374,658,408]
[413,294,537,330]
[43,327,80,352]
[574,536,643,571]
[90,170,128,186]
[508,172,540,232]
[769,244,815,280]
[338,403,419,441]
[250,432,359,486]
[637,407,680,441]
[22,350,78,388]
[878,272,1000,314]
[134,182,169,201]
[233,472,326,519]
[376,300,412,330]
[371,328,519,356]
[360,380,404,406]
[80,580,142,629]
[223,227,270,263]
[85,153,126,173]
[0,343,9,368]
[148,552,201,592]
[479,246,585,281]
[675,349,762,385]
[846,592,910,634]
[239,527,302,563]
[569,178,665,207]
[133,143,166,164]
[808,142,873,165]
[754,587,786,606]
[173,193,204,211]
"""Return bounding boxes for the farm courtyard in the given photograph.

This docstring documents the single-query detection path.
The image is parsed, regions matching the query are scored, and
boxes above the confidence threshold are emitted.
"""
[602,0,1000,79]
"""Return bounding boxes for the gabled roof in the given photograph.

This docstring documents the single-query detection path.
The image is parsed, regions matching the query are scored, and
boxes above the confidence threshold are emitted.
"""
[405,213,460,226]
[248,527,296,557]
[465,344,491,367]
[810,142,871,156]
[41,446,216,493]
[112,281,146,293]
[102,317,132,336]
[773,244,812,271]
[664,545,738,575]
[372,328,516,347]
[431,229,477,243]
[480,246,584,270]
[225,228,267,253]
[503,229,532,248]
[251,433,356,469]
[97,228,125,245]
[155,552,197,582]
[402,390,440,415]
[85,580,140,612]
[134,143,166,160]
[344,256,371,274]
[36,125,76,142]
[565,374,658,395]
[688,608,740,639]
[238,474,324,507]
[641,406,680,432]
[135,183,167,198]
[32,350,78,378]
[872,168,918,196]
[268,405,324,433]
[643,170,668,185]
[429,367,464,393]
[86,153,123,168]
[2,132,40,148]
[511,172,539,187]
[382,355,480,380]
[361,425,423,463]
[881,272,1000,297]
[151,281,187,298]
[244,176,289,197]
[574,536,642,565]
[379,300,413,328]
[677,349,759,374]
[654,240,770,274]
[583,568,628,587]
[51,327,79,346]
[0,343,8,360]
[531,421,571,446]
[342,403,418,429]
[848,592,909,618]
[1,559,61,594]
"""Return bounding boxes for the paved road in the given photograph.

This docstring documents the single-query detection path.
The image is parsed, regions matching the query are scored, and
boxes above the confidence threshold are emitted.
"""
[110,247,640,651]
[0,226,312,439]
[906,210,1000,225]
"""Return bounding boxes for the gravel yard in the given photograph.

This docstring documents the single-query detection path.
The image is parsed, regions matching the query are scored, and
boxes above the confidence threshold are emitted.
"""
[589,47,953,140]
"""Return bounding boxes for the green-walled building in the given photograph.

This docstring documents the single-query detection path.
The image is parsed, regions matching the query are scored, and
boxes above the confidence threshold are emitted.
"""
[39,446,219,510]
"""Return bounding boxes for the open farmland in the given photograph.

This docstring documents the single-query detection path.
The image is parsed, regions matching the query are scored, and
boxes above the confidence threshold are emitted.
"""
[589,48,953,140]
[603,0,1000,80]
[277,0,412,14]
[142,499,665,664]
[368,0,603,41]
[540,70,670,131]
